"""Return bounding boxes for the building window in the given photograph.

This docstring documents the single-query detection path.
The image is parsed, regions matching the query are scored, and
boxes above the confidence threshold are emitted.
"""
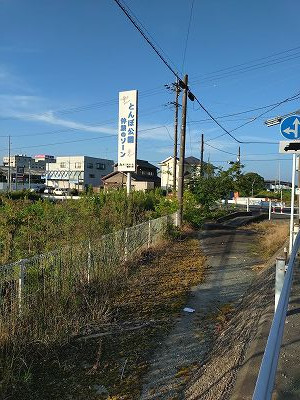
[96,163,106,170]
[89,174,95,178]
[87,162,93,169]
[60,162,66,168]
[75,162,82,169]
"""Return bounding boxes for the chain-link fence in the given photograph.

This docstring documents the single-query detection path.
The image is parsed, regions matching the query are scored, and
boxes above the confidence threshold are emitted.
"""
[0,212,178,340]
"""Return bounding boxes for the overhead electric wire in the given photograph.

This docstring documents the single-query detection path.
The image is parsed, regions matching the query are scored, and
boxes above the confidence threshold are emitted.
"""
[113,0,182,82]
[207,90,300,143]
[113,0,280,146]
[205,143,237,156]
[211,158,292,163]
[190,45,300,81]
[0,124,171,153]
[181,0,195,73]
[192,94,242,143]
[190,53,300,86]
[0,105,167,139]
[0,86,166,122]
[189,95,300,122]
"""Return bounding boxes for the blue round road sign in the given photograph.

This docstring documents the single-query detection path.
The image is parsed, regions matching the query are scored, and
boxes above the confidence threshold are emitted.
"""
[280,115,300,140]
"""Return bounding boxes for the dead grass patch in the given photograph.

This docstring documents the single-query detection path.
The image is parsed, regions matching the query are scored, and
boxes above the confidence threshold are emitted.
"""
[10,234,205,400]
[245,220,288,260]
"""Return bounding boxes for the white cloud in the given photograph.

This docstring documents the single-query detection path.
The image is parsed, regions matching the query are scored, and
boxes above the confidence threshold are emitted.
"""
[0,65,33,93]
[0,94,116,135]
[23,111,116,135]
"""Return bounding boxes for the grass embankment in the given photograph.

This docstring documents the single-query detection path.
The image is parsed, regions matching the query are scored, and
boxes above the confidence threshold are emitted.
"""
[8,233,205,400]
[248,220,289,261]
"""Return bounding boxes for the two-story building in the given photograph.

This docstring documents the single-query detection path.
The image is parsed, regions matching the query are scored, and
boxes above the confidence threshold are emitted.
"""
[159,156,213,190]
[46,156,114,192]
[102,159,160,191]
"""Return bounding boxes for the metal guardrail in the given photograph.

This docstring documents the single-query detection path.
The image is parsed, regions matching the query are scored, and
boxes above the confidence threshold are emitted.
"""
[252,231,300,400]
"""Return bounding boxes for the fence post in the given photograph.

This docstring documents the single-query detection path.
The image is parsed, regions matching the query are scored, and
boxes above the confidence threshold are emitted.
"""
[246,197,249,212]
[87,240,91,283]
[124,227,128,261]
[176,211,180,227]
[268,200,271,220]
[18,260,25,314]
[148,219,151,249]
[275,257,285,311]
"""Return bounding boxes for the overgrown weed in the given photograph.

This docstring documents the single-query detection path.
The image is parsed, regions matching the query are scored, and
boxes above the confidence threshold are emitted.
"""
[246,220,288,260]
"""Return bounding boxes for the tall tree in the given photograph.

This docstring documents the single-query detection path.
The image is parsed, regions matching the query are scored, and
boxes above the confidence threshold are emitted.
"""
[237,172,265,197]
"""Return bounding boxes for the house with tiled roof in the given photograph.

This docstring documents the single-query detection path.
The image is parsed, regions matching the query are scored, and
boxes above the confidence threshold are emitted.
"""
[102,159,160,191]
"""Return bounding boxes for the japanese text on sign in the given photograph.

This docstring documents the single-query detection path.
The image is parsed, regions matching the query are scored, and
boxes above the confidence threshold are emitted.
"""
[118,90,138,172]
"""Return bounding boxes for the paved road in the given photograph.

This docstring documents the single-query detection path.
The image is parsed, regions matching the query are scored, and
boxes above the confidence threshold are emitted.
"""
[140,215,263,399]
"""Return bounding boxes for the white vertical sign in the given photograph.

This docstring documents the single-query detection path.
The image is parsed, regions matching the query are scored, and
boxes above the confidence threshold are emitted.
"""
[118,90,138,172]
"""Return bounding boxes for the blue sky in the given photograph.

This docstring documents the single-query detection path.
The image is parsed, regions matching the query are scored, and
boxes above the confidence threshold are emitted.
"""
[1,0,300,180]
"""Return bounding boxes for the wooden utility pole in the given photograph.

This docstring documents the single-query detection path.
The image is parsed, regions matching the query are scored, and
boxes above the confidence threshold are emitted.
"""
[200,133,204,176]
[177,74,188,228]
[173,79,180,191]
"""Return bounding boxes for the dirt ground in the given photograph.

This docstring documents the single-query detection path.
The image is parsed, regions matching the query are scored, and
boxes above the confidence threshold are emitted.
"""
[141,214,267,399]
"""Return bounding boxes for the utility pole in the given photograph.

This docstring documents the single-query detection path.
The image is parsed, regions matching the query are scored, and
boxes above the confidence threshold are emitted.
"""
[165,80,181,192]
[200,133,204,176]
[177,74,188,228]
[173,79,180,192]
[8,135,11,191]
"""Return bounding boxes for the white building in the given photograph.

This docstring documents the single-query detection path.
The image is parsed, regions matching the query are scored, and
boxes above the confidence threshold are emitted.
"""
[46,156,114,192]
[3,154,56,170]
[159,156,208,190]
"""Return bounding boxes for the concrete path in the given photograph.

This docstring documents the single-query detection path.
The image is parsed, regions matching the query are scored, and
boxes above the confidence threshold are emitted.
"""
[140,215,263,399]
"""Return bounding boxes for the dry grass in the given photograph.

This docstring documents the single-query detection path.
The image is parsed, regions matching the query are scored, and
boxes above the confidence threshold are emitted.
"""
[246,220,289,260]
[8,234,205,400]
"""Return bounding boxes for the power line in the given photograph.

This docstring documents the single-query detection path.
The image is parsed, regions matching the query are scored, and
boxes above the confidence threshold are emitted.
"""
[181,0,195,73]
[191,54,300,87]
[189,96,300,122]
[0,104,167,139]
[0,86,166,122]
[192,94,242,143]
[190,45,300,82]
[205,143,237,156]
[113,0,182,83]
[206,90,300,143]
[0,125,172,153]
[212,158,292,163]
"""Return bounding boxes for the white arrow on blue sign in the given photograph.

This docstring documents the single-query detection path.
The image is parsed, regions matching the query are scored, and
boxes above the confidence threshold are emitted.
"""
[280,115,300,140]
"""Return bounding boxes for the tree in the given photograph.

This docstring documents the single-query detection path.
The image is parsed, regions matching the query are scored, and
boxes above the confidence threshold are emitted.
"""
[237,172,265,197]
[188,162,242,211]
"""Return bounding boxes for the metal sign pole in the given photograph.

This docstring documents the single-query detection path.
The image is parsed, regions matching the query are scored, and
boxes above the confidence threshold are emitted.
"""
[127,172,131,195]
[289,154,296,254]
